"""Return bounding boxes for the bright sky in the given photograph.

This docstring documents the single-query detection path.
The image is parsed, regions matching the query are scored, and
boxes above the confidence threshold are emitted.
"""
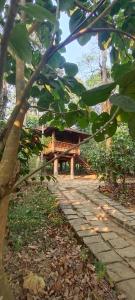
[60,13,100,80]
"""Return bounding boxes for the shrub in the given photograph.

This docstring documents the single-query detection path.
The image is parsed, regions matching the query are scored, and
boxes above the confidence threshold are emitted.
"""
[82,126,135,185]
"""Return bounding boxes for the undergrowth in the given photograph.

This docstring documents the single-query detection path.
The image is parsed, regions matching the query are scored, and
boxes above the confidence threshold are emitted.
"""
[8,184,64,250]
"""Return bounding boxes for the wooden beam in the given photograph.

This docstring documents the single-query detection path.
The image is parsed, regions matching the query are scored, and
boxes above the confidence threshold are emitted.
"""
[70,156,74,179]
[53,154,58,176]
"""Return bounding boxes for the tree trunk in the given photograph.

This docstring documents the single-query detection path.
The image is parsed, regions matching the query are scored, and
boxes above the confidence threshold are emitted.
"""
[0,23,26,299]
[101,49,112,149]
[0,196,15,300]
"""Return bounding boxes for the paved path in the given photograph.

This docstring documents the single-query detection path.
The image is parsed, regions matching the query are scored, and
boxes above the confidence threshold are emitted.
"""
[49,178,135,300]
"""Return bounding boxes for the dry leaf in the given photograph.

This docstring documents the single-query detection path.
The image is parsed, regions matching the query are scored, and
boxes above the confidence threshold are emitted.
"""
[23,272,45,295]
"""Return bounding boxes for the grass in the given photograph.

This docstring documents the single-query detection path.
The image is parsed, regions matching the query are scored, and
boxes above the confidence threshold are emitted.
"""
[8,184,64,250]
[94,260,107,280]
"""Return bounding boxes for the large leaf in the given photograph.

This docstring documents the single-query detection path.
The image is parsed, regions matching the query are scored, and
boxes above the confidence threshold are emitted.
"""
[37,91,54,110]
[48,52,65,69]
[111,62,135,82]
[69,9,85,33]
[122,16,135,34]
[77,32,92,46]
[64,62,78,77]
[21,3,55,24]
[92,112,117,142]
[63,76,86,96]
[9,24,32,63]
[81,82,116,106]
[110,95,135,112]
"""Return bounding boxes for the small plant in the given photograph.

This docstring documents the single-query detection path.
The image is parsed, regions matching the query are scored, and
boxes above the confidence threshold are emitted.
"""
[94,260,106,280]
[80,247,89,262]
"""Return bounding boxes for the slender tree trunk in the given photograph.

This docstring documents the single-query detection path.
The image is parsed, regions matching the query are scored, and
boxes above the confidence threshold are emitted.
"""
[0,196,14,300]
[0,10,26,297]
[101,49,112,149]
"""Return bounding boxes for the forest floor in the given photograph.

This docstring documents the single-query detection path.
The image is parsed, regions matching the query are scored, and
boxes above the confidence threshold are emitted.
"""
[99,180,135,209]
[4,183,117,300]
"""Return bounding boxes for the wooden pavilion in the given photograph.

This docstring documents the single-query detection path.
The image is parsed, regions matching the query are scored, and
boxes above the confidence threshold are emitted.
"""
[38,127,91,178]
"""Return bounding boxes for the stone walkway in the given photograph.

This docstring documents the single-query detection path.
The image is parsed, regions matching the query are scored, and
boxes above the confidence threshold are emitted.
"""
[49,178,135,300]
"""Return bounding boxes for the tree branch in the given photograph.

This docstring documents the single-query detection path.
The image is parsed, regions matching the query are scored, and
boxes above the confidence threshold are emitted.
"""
[30,105,84,115]
[70,27,135,43]
[0,0,18,95]
[13,107,119,189]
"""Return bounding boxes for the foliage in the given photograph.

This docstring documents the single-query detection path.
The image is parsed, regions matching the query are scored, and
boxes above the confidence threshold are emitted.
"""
[1,0,135,146]
[82,126,135,185]
[18,128,43,175]
[94,261,106,280]
[8,184,64,250]
[26,114,39,129]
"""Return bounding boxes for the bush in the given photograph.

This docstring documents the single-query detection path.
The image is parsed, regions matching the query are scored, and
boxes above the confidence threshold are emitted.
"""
[82,126,135,185]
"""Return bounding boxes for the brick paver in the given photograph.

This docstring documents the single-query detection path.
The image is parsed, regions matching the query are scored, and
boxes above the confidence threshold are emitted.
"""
[49,178,135,300]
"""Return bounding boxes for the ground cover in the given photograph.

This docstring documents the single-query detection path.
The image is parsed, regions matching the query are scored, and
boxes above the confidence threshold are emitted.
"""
[4,184,117,300]
[99,180,135,209]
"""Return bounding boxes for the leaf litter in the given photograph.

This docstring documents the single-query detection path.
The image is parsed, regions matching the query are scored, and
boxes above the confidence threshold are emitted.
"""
[4,184,118,300]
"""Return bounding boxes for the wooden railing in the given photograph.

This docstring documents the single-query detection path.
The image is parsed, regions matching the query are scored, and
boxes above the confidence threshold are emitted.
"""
[44,140,80,155]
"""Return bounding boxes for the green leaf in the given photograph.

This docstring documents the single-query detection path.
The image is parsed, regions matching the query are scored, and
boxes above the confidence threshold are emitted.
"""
[48,52,65,68]
[39,112,53,125]
[20,3,55,24]
[111,62,135,82]
[110,47,119,65]
[89,111,98,122]
[76,110,90,128]
[63,76,86,96]
[65,111,76,127]
[9,24,32,63]
[6,73,16,85]
[110,95,135,112]
[98,31,111,50]
[64,62,78,77]
[30,86,41,97]
[81,82,116,106]
[122,16,135,34]
[110,0,127,16]
[37,91,54,110]
[128,113,135,139]
[77,33,92,46]
[69,9,85,33]
[68,103,77,110]
[32,50,41,67]
[92,112,117,142]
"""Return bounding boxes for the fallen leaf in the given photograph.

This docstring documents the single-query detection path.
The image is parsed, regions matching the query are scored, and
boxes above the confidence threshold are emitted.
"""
[23,272,45,295]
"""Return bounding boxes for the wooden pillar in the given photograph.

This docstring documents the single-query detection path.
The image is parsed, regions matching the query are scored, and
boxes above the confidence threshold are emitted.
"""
[54,154,58,176]
[70,156,74,179]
